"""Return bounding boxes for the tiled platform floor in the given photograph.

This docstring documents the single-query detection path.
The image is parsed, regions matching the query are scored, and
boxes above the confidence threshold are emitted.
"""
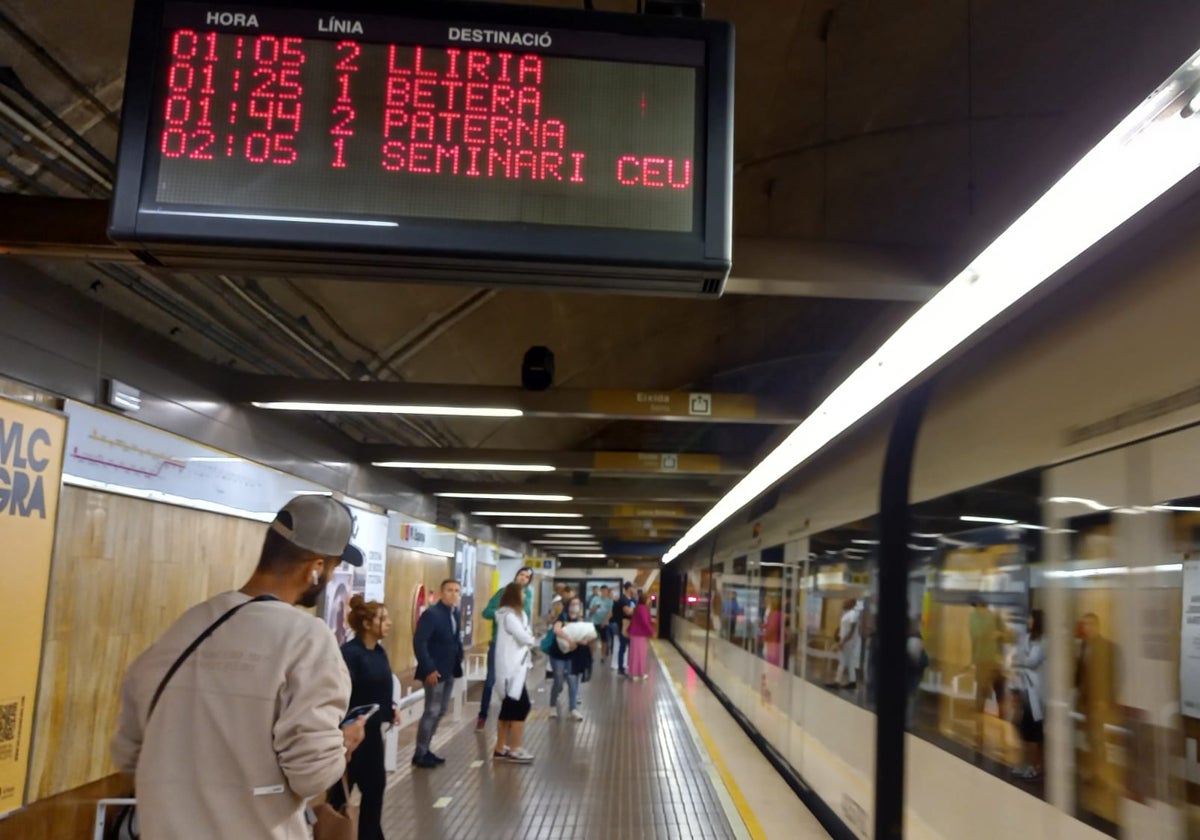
[380,648,741,840]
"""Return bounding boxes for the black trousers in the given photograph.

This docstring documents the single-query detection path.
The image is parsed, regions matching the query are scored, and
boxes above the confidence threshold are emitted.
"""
[328,724,386,840]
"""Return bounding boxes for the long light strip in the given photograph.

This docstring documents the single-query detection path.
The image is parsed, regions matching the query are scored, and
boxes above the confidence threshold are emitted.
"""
[555,553,608,559]
[373,461,554,472]
[497,523,591,530]
[961,515,1018,525]
[664,49,1200,565]
[436,492,573,502]
[544,532,599,538]
[254,401,522,417]
[472,511,584,518]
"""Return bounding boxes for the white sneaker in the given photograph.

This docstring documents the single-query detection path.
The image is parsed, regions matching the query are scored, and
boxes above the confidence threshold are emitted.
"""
[507,748,534,763]
[549,707,558,719]
[570,709,584,721]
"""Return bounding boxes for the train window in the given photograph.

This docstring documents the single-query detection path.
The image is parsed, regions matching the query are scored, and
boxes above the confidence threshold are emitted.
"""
[905,470,1045,791]
[802,518,878,703]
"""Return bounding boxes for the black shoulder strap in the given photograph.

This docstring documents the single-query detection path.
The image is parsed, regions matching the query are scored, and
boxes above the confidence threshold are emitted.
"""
[147,594,278,721]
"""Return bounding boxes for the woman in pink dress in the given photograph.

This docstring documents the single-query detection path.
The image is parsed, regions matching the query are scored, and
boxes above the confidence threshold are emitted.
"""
[627,592,655,680]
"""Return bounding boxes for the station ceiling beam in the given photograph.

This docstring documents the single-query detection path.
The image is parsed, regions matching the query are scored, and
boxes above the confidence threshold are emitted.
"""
[0,199,939,304]
[234,375,802,424]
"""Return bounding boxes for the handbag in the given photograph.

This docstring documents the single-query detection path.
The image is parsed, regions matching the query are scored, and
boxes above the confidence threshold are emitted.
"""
[312,776,358,840]
[122,595,278,831]
[539,626,557,654]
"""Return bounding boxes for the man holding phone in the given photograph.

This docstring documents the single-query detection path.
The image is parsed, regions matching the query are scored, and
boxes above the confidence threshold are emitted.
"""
[111,495,369,840]
[412,579,465,768]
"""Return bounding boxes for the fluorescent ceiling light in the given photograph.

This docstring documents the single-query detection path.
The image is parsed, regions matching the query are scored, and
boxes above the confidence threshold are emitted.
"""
[1047,496,1112,511]
[545,532,599,538]
[911,532,943,539]
[1154,504,1200,512]
[961,515,1019,525]
[662,51,1200,565]
[498,523,591,530]
[555,553,607,559]
[435,492,573,502]
[472,511,583,518]
[1016,523,1050,531]
[534,542,603,548]
[851,539,879,545]
[253,401,522,418]
[373,461,553,472]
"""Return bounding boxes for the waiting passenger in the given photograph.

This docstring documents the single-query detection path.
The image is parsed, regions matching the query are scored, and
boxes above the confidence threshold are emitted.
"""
[492,582,538,763]
[412,579,464,768]
[833,599,861,690]
[328,596,398,840]
[548,596,591,719]
[588,585,614,661]
[111,495,368,840]
[614,582,636,675]
[1011,608,1046,780]
[968,596,1010,751]
[627,592,655,680]
[477,566,534,732]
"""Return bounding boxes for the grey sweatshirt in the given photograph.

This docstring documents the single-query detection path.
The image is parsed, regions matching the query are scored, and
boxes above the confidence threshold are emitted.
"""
[112,591,351,839]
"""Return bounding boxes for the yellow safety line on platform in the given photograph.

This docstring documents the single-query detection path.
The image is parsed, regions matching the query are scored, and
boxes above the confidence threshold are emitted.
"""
[651,640,768,840]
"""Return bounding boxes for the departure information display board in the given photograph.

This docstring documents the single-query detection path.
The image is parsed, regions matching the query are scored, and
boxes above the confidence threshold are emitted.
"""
[110,0,734,295]
[154,27,697,231]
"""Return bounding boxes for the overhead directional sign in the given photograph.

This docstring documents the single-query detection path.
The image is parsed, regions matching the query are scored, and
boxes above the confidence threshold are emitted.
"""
[588,389,754,420]
[610,504,693,518]
[592,451,724,473]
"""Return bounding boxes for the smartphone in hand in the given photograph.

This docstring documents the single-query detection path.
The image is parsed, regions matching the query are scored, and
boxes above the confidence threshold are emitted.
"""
[340,703,380,728]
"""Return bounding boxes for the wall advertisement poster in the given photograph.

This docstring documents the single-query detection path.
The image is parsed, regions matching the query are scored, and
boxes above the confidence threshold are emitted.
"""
[0,397,66,816]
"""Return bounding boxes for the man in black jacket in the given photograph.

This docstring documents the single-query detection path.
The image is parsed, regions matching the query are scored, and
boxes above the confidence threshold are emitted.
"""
[412,579,464,768]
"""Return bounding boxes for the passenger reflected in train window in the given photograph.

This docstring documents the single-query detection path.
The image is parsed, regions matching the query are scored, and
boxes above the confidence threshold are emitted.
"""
[969,596,1013,753]
[1075,613,1121,800]
[1010,608,1045,780]
[761,594,784,667]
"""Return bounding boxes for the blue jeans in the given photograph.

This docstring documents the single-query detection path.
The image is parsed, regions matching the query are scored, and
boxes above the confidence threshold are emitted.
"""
[616,628,629,672]
[550,657,579,710]
[478,641,496,720]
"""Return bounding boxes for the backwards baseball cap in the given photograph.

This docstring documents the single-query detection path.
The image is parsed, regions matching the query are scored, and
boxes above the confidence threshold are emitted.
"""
[270,495,364,567]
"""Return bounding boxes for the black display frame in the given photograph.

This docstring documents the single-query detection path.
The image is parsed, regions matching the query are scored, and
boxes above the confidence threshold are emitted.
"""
[109,0,734,287]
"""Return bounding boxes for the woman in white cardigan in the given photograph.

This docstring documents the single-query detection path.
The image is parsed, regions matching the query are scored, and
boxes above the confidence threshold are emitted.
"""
[493,582,539,763]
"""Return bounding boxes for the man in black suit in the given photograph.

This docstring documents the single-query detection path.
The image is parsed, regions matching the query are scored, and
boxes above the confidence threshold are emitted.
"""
[413,579,464,768]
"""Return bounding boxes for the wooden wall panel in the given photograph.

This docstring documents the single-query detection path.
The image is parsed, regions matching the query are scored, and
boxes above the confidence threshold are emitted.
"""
[381,547,452,683]
[27,487,264,802]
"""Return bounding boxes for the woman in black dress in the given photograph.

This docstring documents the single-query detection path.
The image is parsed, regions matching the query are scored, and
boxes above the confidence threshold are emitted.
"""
[328,595,398,840]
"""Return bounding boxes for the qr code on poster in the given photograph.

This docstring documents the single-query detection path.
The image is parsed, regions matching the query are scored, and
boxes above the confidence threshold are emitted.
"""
[0,699,18,762]
[0,701,16,743]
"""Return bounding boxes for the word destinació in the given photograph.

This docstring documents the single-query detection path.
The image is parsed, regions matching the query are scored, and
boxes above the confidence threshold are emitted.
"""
[449,28,553,48]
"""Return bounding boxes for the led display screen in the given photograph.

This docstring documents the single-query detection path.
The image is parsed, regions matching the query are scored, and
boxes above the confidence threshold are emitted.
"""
[145,5,702,232]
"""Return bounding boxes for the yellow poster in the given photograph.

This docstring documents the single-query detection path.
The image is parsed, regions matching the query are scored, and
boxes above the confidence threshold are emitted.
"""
[0,397,66,817]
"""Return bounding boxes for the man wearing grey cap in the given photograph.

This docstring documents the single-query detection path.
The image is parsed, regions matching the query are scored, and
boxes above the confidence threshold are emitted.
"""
[112,495,369,840]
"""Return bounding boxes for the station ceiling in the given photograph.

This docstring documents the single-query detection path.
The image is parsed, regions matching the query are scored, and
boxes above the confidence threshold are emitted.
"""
[3,0,1199,565]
